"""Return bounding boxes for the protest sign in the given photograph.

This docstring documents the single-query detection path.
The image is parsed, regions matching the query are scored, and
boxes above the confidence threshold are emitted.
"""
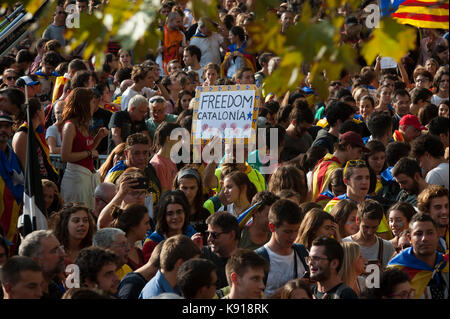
[191,84,261,145]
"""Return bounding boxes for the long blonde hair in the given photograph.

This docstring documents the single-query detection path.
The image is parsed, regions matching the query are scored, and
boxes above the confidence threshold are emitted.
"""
[339,241,360,286]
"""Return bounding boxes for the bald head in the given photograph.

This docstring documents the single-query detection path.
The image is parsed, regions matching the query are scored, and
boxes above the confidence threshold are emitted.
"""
[94,182,117,217]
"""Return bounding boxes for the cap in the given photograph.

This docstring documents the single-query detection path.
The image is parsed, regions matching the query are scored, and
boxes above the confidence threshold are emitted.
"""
[399,114,427,131]
[0,111,14,123]
[17,76,40,86]
[340,131,370,152]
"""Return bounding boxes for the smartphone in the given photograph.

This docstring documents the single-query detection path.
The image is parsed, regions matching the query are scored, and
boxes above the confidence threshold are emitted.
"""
[132,177,148,189]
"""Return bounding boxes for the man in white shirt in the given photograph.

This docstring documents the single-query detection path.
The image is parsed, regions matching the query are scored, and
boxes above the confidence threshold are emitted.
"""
[412,134,449,190]
[183,45,204,83]
[255,199,309,298]
[121,64,160,111]
[189,18,227,67]
[342,199,395,269]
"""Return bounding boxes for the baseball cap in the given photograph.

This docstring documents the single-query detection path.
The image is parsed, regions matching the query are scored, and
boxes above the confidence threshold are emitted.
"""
[16,75,40,86]
[0,111,14,123]
[399,114,427,131]
[340,131,370,152]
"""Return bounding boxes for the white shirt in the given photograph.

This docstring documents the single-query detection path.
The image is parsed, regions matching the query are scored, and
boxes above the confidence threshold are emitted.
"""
[263,244,306,297]
[120,86,157,110]
[189,32,224,67]
[426,162,449,190]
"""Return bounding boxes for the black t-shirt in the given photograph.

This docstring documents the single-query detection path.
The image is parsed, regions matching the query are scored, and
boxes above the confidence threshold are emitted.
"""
[312,282,358,299]
[200,246,229,289]
[117,272,147,299]
[280,132,313,162]
[107,111,148,153]
[91,107,112,155]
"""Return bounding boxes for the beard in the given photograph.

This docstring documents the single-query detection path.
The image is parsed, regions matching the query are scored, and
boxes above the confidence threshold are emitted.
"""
[310,266,331,282]
[407,180,420,195]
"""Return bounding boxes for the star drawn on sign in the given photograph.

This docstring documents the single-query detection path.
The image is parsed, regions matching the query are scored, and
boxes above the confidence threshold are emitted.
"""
[247,112,252,120]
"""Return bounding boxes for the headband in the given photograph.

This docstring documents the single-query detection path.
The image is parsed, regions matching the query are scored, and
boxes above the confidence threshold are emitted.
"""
[177,168,201,185]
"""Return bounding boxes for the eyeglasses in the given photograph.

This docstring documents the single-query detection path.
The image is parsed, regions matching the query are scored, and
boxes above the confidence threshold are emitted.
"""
[343,159,366,177]
[330,82,342,87]
[6,76,17,81]
[389,288,415,299]
[206,231,228,240]
[306,256,330,264]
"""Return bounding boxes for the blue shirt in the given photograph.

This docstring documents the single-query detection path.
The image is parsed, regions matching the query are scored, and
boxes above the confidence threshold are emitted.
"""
[139,270,180,299]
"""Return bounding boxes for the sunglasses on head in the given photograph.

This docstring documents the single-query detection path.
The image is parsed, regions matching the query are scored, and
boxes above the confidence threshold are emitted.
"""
[343,159,366,176]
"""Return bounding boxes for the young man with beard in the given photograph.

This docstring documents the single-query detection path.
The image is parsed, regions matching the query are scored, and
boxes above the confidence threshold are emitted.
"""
[19,230,66,299]
[342,199,395,269]
[392,157,429,207]
[418,185,449,254]
[308,236,358,299]
[75,246,121,297]
[200,212,240,290]
[388,213,449,299]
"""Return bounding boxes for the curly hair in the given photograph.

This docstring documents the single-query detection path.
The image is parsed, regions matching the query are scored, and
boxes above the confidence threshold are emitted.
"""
[75,247,120,286]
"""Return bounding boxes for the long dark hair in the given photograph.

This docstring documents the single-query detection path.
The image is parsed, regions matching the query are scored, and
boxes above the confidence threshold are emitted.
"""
[155,190,190,235]
[52,205,95,251]
[173,166,205,216]
[111,204,148,235]
[224,171,257,203]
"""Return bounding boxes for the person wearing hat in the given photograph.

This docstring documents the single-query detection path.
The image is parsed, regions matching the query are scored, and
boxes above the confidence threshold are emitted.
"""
[311,131,370,201]
[0,111,24,247]
[393,114,427,144]
[15,75,42,100]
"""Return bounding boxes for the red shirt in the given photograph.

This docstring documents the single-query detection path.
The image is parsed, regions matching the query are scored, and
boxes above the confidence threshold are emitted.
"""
[68,121,95,171]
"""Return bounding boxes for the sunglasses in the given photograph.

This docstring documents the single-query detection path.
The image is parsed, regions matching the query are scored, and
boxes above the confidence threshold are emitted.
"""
[330,82,342,87]
[6,76,17,81]
[343,159,366,177]
[205,231,228,239]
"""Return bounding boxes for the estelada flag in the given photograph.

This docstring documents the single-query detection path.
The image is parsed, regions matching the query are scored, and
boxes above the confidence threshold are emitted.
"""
[22,107,48,236]
[0,149,24,243]
[237,201,263,229]
[381,0,449,29]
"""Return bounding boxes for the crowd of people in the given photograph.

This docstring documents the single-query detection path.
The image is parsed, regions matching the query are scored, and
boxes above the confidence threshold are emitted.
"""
[0,0,448,300]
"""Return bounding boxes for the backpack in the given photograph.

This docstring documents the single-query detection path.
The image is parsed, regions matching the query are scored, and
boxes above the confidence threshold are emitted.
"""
[255,244,310,286]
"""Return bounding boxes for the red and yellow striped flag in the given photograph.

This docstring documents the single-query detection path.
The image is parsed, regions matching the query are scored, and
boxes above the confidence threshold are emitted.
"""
[392,0,449,29]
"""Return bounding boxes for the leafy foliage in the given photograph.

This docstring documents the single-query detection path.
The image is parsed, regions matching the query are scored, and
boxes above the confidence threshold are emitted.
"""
[2,0,417,101]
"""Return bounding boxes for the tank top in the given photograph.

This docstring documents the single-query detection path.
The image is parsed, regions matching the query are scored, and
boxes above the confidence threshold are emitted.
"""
[67,121,95,171]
